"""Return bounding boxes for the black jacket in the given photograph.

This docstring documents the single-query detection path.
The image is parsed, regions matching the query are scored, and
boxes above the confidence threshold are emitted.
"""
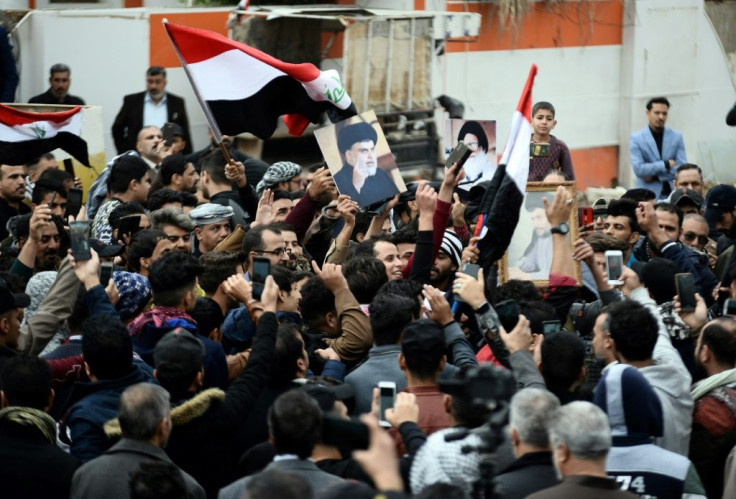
[107,312,278,499]
[0,409,80,499]
[494,451,558,499]
[29,88,85,105]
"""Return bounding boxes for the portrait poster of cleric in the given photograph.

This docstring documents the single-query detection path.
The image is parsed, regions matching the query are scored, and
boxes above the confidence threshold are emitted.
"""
[444,119,497,190]
[315,110,406,209]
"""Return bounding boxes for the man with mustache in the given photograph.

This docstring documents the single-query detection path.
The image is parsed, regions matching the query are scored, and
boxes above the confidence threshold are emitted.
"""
[0,164,30,241]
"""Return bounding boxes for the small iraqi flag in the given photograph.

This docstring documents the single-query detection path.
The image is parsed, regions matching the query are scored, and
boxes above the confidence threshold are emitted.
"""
[164,21,357,140]
[0,104,90,166]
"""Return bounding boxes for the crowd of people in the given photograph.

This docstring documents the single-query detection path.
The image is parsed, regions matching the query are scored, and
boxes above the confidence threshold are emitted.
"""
[2,67,736,499]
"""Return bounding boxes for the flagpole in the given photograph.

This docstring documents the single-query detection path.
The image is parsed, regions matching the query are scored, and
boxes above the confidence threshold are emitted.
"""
[162,18,233,164]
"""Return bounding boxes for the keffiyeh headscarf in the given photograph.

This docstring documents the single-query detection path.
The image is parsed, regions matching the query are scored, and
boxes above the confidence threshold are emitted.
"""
[256,161,302,194]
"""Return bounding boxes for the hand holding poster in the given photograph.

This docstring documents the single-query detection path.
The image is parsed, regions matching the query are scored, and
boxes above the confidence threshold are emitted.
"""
[315,110,406,209]
[445,119,497,190]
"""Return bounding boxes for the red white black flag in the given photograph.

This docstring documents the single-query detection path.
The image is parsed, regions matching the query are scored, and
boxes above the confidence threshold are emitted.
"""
[163,21,357,140]
[0,104,89,166]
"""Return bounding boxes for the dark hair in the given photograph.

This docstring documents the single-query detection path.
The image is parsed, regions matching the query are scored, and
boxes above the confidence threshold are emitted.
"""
[148,252,202,307]
[0,355,52,410]
[147,66,166,77]
[377,279,422,317]
[126,229,167,273]
[201,149,228,185]
[353,235,392,258]
[518,300,559,335]
[604,301,658,361]
[191,297,224,339]
[268,389,322,458]
[654,201,683,228]
[147,189,182,212]
[160,155,190,186]
[198,251,244,294]
[582,231,629,254]
[391,226,418,246]
[129,461,187,499]
[456,121,489,151]
[31,179,66,205]
[646,97,670,110]
[622,188,656,203]
[50,63,70,75]
[700,319,736,367]
[108,155,150,194]
[402,324,446,379]
[415,483,469,499]
[676,163,702,178]
[271,266,296,294]
[606,198,640,234]
[540,331,586,393]
[343,256,388,304]
[271,323,305,386]
[495,280,542,304]
[108,201,147,233]
[179,192,198,208]
[298,277,336,329]
[82,315,133,380]
[38,168,73,184]
[532,101,556,118]
[272,189,293,203]
[244,470,312,499]
[369,293,417,346]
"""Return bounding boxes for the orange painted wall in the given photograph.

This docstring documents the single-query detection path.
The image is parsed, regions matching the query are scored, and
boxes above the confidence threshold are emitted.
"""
[446,0,623,51]
[149,12,230,68]
[571,146,619,191]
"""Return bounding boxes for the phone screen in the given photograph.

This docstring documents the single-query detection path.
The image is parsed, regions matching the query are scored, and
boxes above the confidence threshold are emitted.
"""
[542,320,561,336]
[66,188,83,219]
[251,257,271,300]
[676,273,696,312]
[606,251,624,284]
[445,141,472,171]
[161,123,176,147]
[724,299,736,318]
[496,299,520,332]
[69,221,91,261]
[379,384,395,426]
[99,262,113,288]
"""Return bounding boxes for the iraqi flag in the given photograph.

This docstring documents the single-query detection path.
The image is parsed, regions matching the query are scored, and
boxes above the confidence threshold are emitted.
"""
[474,65,537,267]
[163,21,357,140]
[0,105,89,166]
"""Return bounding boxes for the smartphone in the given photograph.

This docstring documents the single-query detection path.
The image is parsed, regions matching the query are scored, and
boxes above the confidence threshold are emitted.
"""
[605,250,624,286]
[495,299,520,333]
[322,416,370,450]
[542,320,561,336]
[445,141,472,172]
[66,188,83,220]
[118,215,142,240]
[161,123,176,147]
[724,299,736,318]
[69,221,91,261]
[530,143,551,157]
[99,261,113,288]
[378,381,396,428]
[578,207,593,227]
[453,262,481,304]
[251,256,271,301]
[675,273,696,313]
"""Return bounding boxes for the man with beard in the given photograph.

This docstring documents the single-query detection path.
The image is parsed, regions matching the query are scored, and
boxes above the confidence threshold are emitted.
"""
[13,209,63,274]
[112,66,191,155]
[514,200,553,280]
[688,319,736,499]
[160,155,199,194]
[0,164,29,241]
[29,63,85,105]
[333,122,399,208]
[430,230,462,292]
[456,120,496,187]
[149,207,195,254]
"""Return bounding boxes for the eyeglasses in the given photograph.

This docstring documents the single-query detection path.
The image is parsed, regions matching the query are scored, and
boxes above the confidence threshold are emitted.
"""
[256,248,287,256]
[465,141,479,152]
[683,232,709,246]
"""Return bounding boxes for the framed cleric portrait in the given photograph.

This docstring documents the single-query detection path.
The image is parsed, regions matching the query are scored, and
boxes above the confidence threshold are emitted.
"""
[315,109,406,209]
[444,118,497,190]
[499,182,581,288]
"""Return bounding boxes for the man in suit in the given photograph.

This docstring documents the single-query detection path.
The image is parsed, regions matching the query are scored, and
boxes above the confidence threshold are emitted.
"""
[630,97,687,200]
[112,66,191,155]
[219,389,344,499]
